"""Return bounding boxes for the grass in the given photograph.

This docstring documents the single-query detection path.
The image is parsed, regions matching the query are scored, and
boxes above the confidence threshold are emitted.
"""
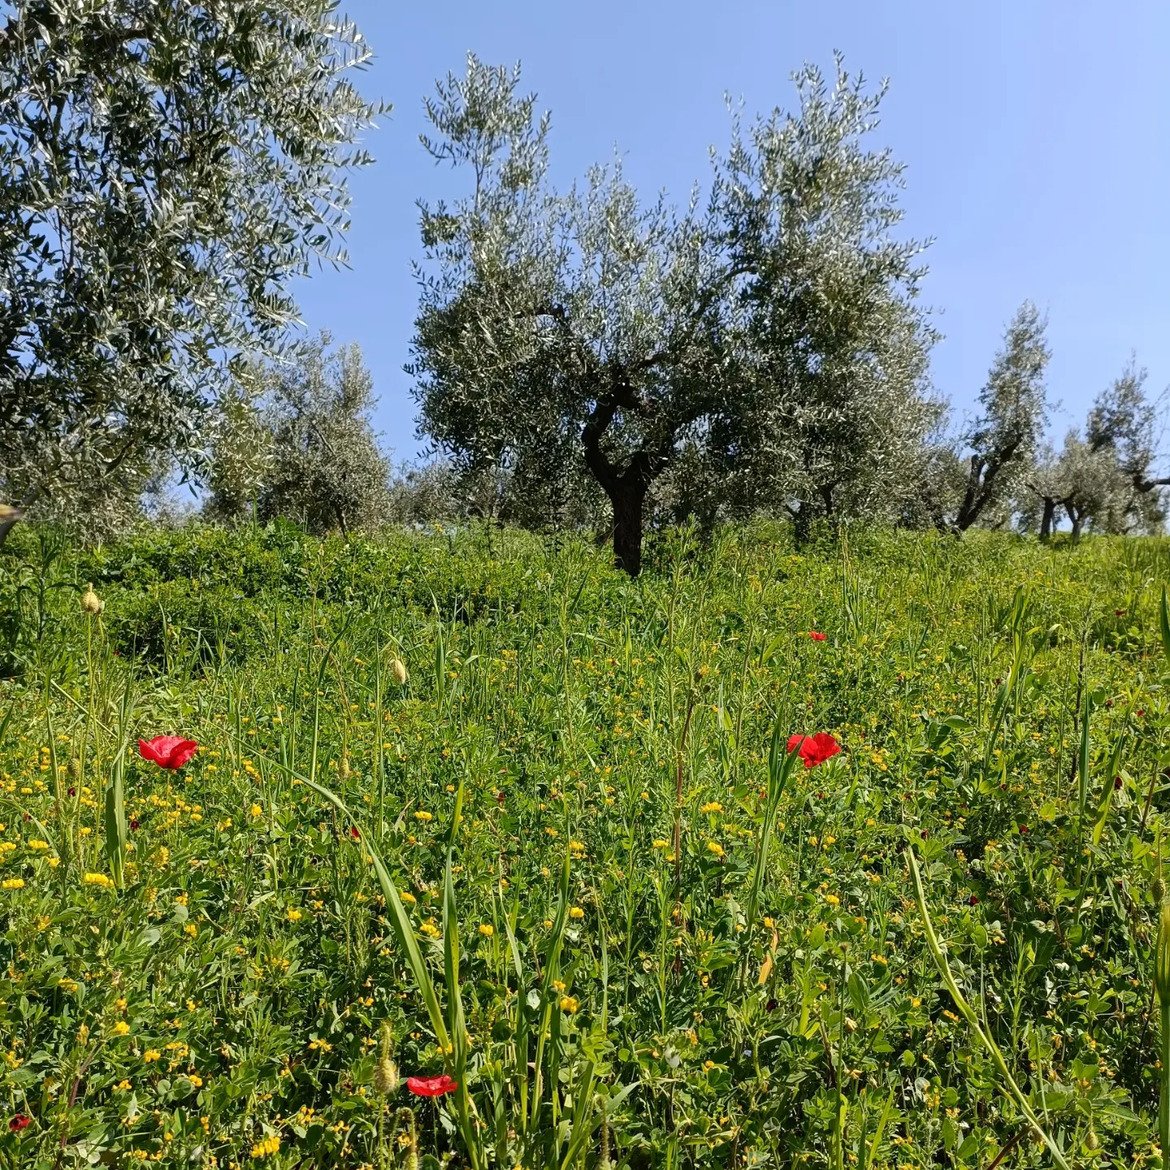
[0,519,1168,1168]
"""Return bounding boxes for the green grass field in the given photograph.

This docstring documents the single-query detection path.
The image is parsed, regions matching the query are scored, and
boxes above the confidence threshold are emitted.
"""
[1,522,1169,1169]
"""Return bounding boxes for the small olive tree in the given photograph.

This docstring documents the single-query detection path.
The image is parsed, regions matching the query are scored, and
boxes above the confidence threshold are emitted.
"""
[953,302,1051,532]
[1086,360,1169,526]
[256,334,392,537]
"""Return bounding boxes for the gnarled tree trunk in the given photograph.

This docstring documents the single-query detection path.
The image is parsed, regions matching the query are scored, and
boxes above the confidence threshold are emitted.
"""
[1039,498,1056,541]
[609,481,647,577]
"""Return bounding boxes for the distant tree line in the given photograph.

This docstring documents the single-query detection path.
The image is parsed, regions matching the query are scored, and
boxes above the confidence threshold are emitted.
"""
[0,15,1164,570]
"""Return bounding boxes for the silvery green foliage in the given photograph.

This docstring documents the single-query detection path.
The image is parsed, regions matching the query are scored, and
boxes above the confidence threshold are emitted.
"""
[256,333,391,536]
[1054,430,1135,538]
[409,55,937,571]
[897,436,969,533]
[387,459,465,526]
[23,449,155,543]
[1086,360,1169,530]
[1087,360,1159,483]
[0,0,381,530]
[1041,362,1169,536]
[1019,362,1168,539]
[954,302,1051,531]
[701,64,939,539]
[204,371,274,523]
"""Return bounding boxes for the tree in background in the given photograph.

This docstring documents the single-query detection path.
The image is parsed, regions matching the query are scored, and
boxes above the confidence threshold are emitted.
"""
[1022,440,1069,541]
[1054,431,1132,539]
[204,374,274,524]
[256,334,391,536]
[952,302,1051,532]
[0,0,382,544]
[409,55,937,574]
[1019,362,1168,540]
[1086,360,1169,526]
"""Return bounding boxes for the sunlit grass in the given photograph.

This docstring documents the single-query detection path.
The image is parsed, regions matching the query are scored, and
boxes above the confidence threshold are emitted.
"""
[0,522,1168,1167]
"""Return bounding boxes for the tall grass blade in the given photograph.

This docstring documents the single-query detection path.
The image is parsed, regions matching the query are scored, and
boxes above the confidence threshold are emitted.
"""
[907,846,1071,1169]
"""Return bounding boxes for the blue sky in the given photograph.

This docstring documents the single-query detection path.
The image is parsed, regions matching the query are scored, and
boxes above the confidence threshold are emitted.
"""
[294,0,1170,464]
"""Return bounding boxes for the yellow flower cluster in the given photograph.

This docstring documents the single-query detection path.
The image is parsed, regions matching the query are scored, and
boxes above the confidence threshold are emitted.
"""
[250,1134,281,1159]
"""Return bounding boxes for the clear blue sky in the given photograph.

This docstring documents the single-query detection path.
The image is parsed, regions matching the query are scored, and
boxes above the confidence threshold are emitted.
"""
[293,0,1170,464]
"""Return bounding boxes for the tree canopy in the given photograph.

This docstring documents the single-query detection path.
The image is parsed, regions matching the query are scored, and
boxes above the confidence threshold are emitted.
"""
[409,54,938,573]
[0,0,383,542]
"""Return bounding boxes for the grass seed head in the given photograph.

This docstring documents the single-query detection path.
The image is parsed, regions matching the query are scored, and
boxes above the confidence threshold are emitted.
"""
[373,1022,398,1096]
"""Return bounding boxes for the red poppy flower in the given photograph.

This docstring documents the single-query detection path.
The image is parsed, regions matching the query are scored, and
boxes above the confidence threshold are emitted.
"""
[137,736,199,770]
[348,826,361,840]
[406,1074,458,1097]
[786,732,841,769]
[807,631,827,642]
[129,818,140,831]
[9,1114,30,1132]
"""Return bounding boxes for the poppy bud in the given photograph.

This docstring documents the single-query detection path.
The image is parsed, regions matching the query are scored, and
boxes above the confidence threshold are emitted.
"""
[69,758,82,782]
[339,754,350,781]
[1155,877,1166,903]
[1157,901,1170,1005]
[389,658,408,686]
[80,584,103,615]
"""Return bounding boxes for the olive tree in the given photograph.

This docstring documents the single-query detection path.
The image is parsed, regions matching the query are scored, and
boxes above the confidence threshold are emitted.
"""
[203,373,273,524]
[953,302,1051,532]
[1086,360,1169,526]
[0,0,383,543]
[256,334,391,536]
[409,55,937,573]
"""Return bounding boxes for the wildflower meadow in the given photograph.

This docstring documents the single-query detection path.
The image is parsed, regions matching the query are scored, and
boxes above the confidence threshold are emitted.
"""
[1,520,1170,1169]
